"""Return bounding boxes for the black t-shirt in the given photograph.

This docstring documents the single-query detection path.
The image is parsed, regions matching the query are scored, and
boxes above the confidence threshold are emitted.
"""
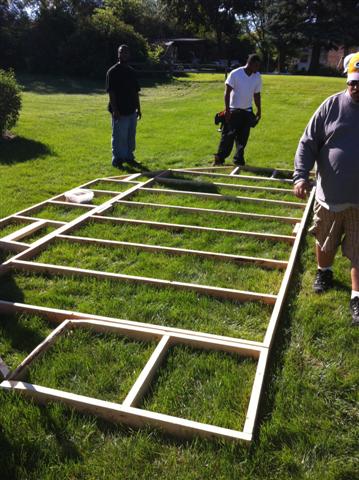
[106,63,140,115]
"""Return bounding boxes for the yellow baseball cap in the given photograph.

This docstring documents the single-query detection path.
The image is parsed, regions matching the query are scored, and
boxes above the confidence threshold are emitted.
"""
[347,52,359,80]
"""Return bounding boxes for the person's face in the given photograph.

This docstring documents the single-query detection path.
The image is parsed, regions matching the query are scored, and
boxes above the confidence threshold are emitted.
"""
[118,47,130,63]
[248,61,260,73]
[347,80,359,103]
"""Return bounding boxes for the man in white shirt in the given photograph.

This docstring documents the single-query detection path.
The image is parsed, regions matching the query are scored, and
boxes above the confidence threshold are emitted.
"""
[213,54,262,166]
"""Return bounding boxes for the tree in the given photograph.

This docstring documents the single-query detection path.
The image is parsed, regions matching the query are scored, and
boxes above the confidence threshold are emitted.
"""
[159,1,240,48]
[103,0,175,40]
[300,0,359,73]
[60,8,148,77]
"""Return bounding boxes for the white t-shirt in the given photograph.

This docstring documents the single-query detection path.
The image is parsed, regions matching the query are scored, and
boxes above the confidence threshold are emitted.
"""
[226,67,262,110]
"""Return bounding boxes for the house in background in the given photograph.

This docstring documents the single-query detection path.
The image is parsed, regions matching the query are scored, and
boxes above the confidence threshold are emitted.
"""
[295,46,359,72]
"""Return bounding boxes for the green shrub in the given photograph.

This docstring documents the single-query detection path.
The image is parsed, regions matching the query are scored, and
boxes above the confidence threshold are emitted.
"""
[0,69,22,135]
[60,10,148,78]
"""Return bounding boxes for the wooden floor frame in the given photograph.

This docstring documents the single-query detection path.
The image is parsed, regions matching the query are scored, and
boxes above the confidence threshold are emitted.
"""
[0,166,315,443]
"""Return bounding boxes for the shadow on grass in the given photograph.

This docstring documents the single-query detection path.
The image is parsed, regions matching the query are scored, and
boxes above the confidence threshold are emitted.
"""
[18,74,104,95]
[250,235,312,451]
[0,424,22,480]
[18,73,173,96]
[0,272,46,353]
[149,172,221,194]
[0,137,53,165]
[39,408,83,462]
[113,160,153,174]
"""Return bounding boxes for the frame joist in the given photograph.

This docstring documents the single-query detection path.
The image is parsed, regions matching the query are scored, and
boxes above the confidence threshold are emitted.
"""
[0,380,253,442]
[0,166,315,443]
[139,187,306,209]
[92,215,296,244]
[155,175,293,194]
[58,234,288,270]
[114,200,300,224]
[11,259,278,305]
[172,169,294,184]
[0,300,263,349]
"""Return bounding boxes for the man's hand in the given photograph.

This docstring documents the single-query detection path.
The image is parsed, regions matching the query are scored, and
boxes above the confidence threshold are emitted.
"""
[256,110,261,122]
[112,110,120,120]
[294,180,311,199]
[137,109,142,120]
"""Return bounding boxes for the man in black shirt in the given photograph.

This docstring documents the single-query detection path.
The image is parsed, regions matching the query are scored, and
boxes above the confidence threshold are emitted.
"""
[106,45,141,167]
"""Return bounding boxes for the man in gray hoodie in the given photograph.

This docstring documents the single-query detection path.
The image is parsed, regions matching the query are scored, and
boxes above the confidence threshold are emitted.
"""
[293,52,359,326]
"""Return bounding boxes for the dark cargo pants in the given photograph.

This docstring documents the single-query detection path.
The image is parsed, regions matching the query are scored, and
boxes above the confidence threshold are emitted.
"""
[216,109,254,164]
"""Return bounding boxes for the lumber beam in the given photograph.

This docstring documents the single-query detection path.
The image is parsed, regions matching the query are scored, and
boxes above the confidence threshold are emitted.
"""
[0,356,10,379]
[139,187,306,209]
[6,321,71,381]
[155,176,292,194]
[263,187,316,348]
[123,335,171,407]
[14,215,66,226]
[92,215,296,244]
[11,259,278,305]
[2,220,47,243]
[0,381,252,442]
[172,169,293,184]
[0,239,29,253]
[58,234,289,269]
[0,300,264,348]
[1,177,158,268]
[116,199,300,224]
[48,200,94,209]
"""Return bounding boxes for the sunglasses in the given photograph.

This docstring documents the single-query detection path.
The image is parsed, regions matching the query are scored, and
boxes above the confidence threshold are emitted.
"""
[347,80,359,87]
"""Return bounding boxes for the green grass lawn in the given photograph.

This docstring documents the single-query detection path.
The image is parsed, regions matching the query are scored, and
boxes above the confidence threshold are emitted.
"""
[0,73,358,480]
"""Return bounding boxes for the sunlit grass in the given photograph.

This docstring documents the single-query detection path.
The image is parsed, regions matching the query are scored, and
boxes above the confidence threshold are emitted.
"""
[0,74,357,480]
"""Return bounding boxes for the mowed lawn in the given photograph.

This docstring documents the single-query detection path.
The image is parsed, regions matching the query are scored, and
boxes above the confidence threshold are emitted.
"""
[0,74,358,480]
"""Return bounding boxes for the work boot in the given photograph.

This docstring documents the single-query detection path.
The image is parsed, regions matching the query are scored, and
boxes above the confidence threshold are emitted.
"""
[212,155,224,166]
[350,297,359,326]
[313,269,333,293]
[233,158,245,166]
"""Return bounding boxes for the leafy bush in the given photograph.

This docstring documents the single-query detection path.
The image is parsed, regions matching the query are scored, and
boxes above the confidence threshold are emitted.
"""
[60,10,148,78]
[0,69,22,135]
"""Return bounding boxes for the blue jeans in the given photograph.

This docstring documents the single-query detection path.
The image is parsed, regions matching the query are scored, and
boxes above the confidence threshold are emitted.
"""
[111,112,137,165]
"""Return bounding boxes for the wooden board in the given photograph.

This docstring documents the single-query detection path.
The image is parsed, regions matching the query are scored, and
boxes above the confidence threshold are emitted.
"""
[0,167,314,443]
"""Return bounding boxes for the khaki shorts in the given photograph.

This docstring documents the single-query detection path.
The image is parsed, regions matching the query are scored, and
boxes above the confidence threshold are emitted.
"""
[310,202,359,266]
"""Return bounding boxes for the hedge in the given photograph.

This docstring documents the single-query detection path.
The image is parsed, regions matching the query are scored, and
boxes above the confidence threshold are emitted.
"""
[0,69,22,135]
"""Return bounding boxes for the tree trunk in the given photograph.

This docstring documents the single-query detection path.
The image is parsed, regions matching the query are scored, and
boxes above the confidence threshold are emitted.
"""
[215,28,223,51]
[308,42,321,74]
[277,49,285,73]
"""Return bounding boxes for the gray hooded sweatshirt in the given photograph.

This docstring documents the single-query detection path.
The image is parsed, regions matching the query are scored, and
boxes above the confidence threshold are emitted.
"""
[293,90,359,211]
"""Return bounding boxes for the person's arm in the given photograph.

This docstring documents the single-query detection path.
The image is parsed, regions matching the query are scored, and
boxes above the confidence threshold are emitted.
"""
[136,91,141,119]
[253,92,261,120]
[224,84,233,122]
[109,91,120,119]
[293,104,326,199]
[134,73,141,119]
[106,70,120,119]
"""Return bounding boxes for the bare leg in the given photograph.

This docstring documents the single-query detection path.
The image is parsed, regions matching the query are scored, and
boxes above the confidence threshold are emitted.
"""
[351,266,359,290]
[316,243,336,268]
[350,266,359,326]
